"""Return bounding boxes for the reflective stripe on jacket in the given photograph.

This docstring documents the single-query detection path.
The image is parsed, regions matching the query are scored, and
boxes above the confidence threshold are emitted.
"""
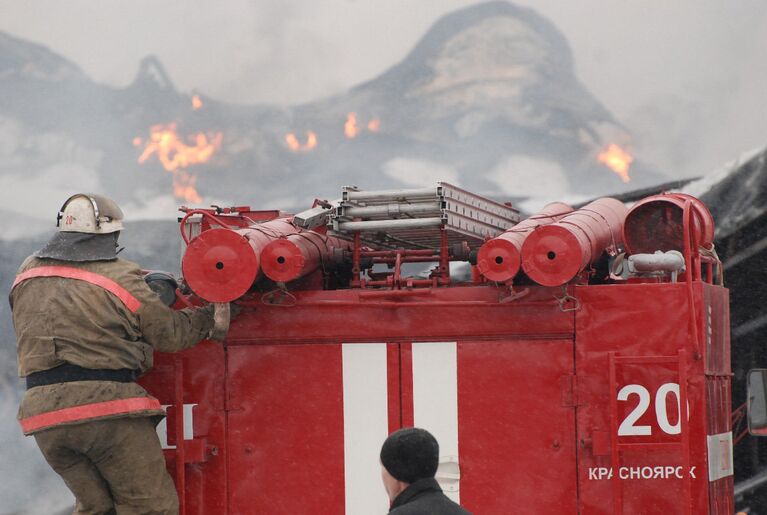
[20,396,162,433]
[13,266,142,313]
[10,257,214,434]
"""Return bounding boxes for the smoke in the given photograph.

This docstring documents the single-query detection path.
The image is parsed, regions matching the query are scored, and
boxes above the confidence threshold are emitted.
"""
[0,2,765,510]
[489,156,566,198]
[1,1,764,179]
[0,399,73,514]
[382,158,459,187]
[0,0,478,106]
[0,164,102,216]
[120,194,184,221]
[537,1,767,178]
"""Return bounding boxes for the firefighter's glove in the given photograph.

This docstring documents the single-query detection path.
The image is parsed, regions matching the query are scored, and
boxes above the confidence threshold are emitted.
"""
[205,303,230,342]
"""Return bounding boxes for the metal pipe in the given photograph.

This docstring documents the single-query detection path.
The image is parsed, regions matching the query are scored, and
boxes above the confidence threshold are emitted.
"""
[343,187,437,202]
[628,251,685,274]
[362,249,436,257]
[372,256,442,264]
[476,202,573,282]
[181,218,301,302]
[362,278,445,287]
[352,230,361,287]
[335,217,443,232]
[340,202,442,218]
[682,201,702,360]
[521,198,627,287]
[260,231,353,283]
[358,289,432,298]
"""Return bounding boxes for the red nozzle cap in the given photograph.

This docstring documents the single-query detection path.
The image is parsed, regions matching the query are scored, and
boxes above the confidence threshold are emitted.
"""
[521,226,584,287]
[261,239,306,283]
[476,238,521,282]
[181,228,259,302]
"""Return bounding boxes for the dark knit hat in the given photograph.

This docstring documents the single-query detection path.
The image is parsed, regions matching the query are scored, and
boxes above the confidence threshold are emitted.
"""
[380,427,439,483]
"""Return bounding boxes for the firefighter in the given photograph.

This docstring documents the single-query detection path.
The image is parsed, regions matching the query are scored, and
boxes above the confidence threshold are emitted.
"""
[380,427,472,515]
[9,193,223,515]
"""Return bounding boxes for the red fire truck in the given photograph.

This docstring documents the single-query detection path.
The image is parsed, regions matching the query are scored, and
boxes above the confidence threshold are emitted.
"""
[139,184,732,514]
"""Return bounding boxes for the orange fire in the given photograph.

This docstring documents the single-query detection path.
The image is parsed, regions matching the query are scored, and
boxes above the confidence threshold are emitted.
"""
[284,115,379,154]
[134,123,223,202]
[192,95,203,110]
[345,113,381,138]
[598,144,633,183]
[174,171,201,203]
[285,131,317,152]
[345,112,359,139]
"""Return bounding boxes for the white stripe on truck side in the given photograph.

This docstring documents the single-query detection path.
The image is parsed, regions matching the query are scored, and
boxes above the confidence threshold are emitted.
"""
[342,343,390,515]
[412,341,460,504]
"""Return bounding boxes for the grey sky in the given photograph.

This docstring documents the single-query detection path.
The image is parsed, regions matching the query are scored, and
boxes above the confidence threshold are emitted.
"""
[1,0,766,177]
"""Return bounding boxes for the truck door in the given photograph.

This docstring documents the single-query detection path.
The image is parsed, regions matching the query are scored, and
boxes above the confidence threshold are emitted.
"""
[457,339,578,513]
[401,339,578,514]
[225,343,348,514]
[574,284,711,515]
[224,337,577,515]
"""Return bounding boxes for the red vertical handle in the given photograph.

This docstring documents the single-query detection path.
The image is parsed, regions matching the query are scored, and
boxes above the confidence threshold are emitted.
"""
[386,343,402,434]
[400,343,414,428]
[608,351,623,515]
[678,349,692,515]
[174,354,186,515]
[352,230,361,287]
[439,227,450,284]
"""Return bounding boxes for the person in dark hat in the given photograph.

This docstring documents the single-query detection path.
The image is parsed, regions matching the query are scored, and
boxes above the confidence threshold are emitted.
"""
[380,427,472,514]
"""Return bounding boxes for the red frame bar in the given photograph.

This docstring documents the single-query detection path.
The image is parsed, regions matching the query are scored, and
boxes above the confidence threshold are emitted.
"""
[400,343,414,427]
[679,349,692,515]
[608,351,622,514]
[174,354,186,515]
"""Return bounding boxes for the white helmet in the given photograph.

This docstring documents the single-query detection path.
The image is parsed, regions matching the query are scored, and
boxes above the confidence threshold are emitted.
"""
[57,193,124,234]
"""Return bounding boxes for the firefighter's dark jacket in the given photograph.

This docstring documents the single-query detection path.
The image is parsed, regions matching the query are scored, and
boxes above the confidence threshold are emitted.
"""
[389,478,472,515]
[10,256,214,434]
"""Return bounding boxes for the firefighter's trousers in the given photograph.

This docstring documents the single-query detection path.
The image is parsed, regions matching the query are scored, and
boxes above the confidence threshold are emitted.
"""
[34,416,178,515]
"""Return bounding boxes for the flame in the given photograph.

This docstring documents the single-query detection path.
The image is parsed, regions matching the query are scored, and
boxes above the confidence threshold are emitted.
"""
[135,123,223,202]
[598,144,633,183]
[192,95,203,110]
[346,113,381,136]
[345,112,359,139]
[285,131,317,152]
[174,171,201,203]
[285,114,379,154]
[138,123,222,171]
